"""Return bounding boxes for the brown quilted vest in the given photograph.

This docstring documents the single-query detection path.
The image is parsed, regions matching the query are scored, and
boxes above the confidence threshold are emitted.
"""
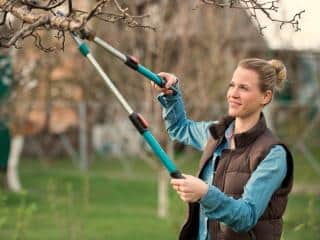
[179,114,294,240]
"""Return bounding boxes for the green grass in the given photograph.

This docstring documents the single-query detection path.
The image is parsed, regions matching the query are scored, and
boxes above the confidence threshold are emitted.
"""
[283,194,320,240]
[0,157,185,240]
[290,148,320,185]
[0,151,319,239]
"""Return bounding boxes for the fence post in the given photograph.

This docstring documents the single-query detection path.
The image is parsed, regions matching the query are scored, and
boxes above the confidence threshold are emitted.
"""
[79,101,88,171]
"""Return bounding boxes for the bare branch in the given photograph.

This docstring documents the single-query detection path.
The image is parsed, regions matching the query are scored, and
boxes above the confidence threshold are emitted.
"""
[20,0,66,10]
[29,30,55,52]
[200,0,305,33]
[0,10,8,24]
[0,15,49,48]
[0,0,152,50]
[67,0,72,16]
[0,0,305,51]
[87,0,109,21]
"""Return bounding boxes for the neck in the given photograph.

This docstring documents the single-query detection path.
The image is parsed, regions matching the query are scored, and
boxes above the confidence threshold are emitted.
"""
[234,111,261,134]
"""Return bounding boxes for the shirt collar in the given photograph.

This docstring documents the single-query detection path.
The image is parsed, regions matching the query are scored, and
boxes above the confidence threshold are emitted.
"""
[225,121,234,147]
[208,113,267,149]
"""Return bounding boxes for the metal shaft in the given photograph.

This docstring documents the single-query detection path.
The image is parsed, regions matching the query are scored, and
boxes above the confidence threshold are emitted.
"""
[71,35,134,114]
[94,37,126,62]
[86,54,134,114]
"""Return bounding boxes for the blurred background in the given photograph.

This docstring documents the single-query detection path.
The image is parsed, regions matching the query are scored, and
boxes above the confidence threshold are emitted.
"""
[0,0,319,239]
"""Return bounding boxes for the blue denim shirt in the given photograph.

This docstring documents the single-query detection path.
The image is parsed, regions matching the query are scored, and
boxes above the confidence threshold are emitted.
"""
[157,83,287,239]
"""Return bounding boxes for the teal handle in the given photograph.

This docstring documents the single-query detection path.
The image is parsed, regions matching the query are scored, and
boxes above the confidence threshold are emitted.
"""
[137,65,178,93]
[142,131,178,174]
[137,65,164,86]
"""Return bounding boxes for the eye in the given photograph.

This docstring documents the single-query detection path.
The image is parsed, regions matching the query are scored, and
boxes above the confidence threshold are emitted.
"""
[239,85,249,91]
[228,82,235,88]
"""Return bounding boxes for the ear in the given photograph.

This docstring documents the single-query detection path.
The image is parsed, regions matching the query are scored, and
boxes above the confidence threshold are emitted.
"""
[262,90,273,105]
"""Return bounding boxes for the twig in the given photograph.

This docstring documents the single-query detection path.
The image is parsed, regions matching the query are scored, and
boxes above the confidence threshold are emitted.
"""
[200,0,305,33]
[0,0,151,50]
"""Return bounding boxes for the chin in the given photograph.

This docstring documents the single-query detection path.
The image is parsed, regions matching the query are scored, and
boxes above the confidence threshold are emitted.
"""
[228,110,238,117]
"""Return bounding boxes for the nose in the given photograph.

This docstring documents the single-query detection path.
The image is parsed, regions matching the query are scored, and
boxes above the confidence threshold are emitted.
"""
[228,86,240,99]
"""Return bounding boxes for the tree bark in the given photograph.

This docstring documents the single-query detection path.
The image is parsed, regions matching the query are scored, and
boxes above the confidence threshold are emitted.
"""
[6,135,24,192]
[157,168,169,218]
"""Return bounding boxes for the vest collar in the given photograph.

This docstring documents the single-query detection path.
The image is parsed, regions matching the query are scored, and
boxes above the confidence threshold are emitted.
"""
[209,113,267,149]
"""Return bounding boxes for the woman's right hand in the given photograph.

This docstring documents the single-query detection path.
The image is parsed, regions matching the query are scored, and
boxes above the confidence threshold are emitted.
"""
[151,72,178,95]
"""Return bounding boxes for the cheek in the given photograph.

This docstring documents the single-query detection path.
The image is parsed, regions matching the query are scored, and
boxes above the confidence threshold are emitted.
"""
[243,94,263,108]
[243,94,255,102]
[244,90,261,100]
[226,89,232,99]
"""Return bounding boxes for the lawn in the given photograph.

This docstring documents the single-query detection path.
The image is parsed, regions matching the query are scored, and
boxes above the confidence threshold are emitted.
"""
[0,151,319,239]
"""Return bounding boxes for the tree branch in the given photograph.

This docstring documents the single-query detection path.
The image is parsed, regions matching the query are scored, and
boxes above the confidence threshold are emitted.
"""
[200,0,305,34]
[0,0,152,50]
[0,0,305,50]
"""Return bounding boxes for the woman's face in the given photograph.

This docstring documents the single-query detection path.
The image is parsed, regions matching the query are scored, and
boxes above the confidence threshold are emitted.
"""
[227,67,271,119]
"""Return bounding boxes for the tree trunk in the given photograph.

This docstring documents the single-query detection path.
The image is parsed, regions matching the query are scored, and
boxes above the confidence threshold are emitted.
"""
[79,101,88,171]
[158,168,169,218]
[7,135,23,192]
[157,139,175,218]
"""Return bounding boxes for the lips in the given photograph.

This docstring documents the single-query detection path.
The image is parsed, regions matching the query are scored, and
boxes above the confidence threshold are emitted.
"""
[228,101,241,107]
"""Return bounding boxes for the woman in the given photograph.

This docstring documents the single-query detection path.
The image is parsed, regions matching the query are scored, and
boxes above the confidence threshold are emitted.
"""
[154,58,293,240]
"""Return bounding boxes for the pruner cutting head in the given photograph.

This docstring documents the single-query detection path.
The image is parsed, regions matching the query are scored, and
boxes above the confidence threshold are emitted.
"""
[79,28,96,41]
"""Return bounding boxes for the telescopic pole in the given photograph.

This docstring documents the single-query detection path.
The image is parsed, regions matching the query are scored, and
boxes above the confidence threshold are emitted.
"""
[71,34,183,179]
[79,31,178,94]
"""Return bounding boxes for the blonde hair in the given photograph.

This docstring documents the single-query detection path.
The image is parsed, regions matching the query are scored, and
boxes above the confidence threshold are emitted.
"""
[238,58,287,92]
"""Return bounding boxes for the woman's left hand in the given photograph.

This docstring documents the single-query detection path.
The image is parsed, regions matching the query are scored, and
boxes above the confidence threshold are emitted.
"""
[171,174,209,203]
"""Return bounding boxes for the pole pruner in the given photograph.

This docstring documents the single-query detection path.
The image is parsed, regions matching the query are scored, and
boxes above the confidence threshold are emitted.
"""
[71,34,183,179]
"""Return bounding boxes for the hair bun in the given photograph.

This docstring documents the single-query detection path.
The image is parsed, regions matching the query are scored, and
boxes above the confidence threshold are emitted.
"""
[268,59,287,90]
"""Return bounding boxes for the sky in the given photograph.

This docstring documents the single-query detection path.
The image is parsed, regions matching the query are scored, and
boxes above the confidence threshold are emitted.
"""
[255,0,320,50]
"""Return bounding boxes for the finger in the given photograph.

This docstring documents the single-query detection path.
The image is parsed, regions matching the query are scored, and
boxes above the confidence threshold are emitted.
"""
[158,72,169,79]
[171,184,181,193]
[171,183,179,190]
[174,186,185,196]
[180,193,192,202]
[171,175,189,185]
[163,89,173,95]
[157,73,170,85]
[172,182,192,194]
[170,181,179,186]
[165,77,178,89]
[165,79,175,89]
[171,178,184,185]
[151,82,172,95]
[178,186,193,194]
[183,193,197,202]
[164,83,173,90]
[157,72,177,88]
[151,77,173,93]
[150,82,161,90]
[179,195,186,202]
[180,192,189,199]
